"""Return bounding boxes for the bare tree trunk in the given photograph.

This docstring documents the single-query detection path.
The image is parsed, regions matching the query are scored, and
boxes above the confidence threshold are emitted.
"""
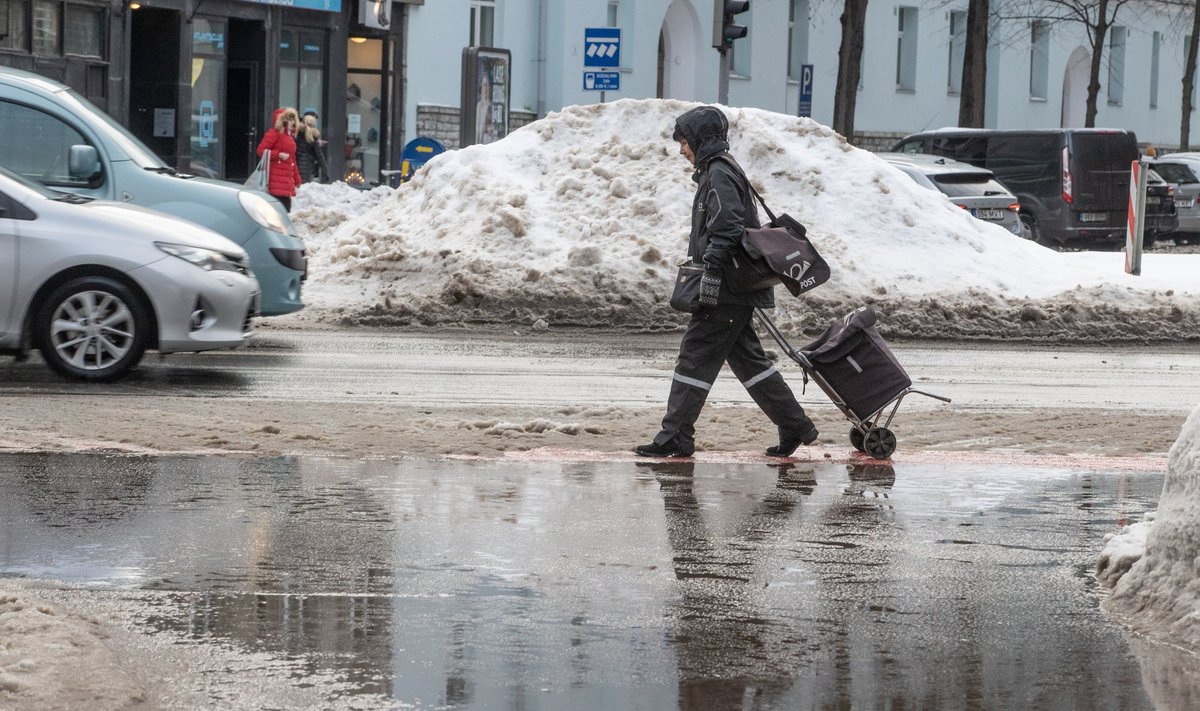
[1183,1,1200,150]
[958,0,989,127]
[1084,0,1110,127]
[833,0,868,140]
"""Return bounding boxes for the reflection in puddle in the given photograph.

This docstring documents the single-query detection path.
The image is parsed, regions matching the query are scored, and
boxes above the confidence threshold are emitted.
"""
[0,453,1180,709]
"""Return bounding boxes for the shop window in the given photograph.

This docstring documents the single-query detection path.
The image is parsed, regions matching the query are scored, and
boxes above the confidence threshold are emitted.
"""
[346,37,388,185]
[190,18,226,179]
[32,0,61,55]
[0,0,29,51]
[280,28,325,119]
[65,3,101,57]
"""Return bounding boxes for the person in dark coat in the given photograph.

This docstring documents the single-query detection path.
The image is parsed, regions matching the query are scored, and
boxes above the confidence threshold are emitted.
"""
[635,105,819,458]
[255,107,302,211]
[297,111,330,184]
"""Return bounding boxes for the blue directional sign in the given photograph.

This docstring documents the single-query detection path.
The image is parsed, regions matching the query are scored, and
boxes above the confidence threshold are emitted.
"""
[583,71,620,91]
[798,64,814,117]
[584,27,621,68]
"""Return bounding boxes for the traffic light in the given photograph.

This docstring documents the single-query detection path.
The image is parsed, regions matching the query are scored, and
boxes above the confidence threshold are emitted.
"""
[712,0,750,49]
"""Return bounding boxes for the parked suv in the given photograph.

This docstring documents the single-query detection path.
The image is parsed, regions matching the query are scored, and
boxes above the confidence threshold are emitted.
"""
[891,129,1143,249]
[877,152,1026,238]
[0,66,305,316]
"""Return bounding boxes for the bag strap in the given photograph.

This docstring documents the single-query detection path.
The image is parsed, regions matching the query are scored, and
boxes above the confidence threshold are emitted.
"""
[708,153,779,224]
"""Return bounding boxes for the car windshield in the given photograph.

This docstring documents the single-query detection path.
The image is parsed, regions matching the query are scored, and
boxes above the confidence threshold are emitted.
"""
[0,163,65,199]
[52,85,169,170]
[931,173,1011,198]
[1152,162,1200,184]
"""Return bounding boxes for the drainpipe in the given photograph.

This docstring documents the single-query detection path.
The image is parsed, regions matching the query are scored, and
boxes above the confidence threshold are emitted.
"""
[537,0,547,117]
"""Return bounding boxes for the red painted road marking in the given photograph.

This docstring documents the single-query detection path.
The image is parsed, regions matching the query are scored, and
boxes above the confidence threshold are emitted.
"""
[501,446,1166,472]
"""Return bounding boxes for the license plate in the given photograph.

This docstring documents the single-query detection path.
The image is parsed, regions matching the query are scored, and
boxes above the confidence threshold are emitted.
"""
[974,208,1004,220]
[1146,196,1161,205]
[1178,198,1195,208]
[1080,212,1108,222]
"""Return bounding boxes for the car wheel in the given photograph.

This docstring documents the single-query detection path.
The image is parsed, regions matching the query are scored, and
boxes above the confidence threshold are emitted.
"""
[36,276,148,382]
[1018,213,1037,241]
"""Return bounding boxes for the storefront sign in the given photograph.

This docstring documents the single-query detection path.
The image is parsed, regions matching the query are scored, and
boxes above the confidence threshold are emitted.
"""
[236,0,342,13]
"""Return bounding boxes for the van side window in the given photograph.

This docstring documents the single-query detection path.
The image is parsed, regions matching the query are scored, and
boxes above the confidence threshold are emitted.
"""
[0,101,96,188]
[987,135,1059,198]
[931,136,987,166]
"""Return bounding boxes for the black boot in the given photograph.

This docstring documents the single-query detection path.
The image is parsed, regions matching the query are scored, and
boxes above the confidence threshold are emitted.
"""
[766,420,819,457]
[634,438,695,458]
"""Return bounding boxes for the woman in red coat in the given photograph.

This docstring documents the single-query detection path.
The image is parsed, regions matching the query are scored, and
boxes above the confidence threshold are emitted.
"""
[256,107,302,211]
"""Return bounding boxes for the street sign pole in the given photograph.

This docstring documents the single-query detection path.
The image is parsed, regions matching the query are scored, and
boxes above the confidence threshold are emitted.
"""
[718,48,730,105]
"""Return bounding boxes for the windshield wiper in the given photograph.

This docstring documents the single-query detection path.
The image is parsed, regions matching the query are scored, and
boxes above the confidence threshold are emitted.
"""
[144,166,179,175]
[51,192,94,204]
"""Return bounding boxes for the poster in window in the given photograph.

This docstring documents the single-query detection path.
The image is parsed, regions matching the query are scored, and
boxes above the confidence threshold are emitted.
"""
[460,47,510,148]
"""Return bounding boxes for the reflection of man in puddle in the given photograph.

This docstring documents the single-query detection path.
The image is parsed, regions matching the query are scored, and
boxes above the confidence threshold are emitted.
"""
[640,460,816,707]
[640,460,898,707]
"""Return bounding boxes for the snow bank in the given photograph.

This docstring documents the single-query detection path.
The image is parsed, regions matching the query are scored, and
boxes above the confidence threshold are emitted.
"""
[1100,403,1200,651]
[288,99,1200,340]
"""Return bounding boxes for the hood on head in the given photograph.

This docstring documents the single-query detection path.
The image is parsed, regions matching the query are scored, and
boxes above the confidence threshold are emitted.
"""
[672,106,730,167]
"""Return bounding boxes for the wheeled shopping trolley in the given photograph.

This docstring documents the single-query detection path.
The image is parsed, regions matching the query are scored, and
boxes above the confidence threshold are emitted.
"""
[755,306,951,460]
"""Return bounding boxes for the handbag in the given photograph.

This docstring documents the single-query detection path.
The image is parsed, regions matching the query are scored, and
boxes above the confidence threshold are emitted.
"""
[244,150,270,190]
[669,263,706,313]
[711,155,831,297]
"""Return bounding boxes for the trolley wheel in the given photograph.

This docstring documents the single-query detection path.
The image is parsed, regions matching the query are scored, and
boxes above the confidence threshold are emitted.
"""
[849,424,869,452]
[863,427,897,460]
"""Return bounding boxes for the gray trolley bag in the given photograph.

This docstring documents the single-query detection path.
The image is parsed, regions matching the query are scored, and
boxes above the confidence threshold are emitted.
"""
[755,305,951,459]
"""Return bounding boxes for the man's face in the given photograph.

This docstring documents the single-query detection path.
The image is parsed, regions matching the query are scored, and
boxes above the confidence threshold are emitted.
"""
[678,139,695,166]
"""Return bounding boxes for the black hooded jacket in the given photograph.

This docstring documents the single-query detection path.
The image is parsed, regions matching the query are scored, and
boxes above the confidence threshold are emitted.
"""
[672,106,772,308]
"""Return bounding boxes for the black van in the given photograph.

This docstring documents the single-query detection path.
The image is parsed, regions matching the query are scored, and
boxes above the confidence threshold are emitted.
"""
[891,129,1165,247]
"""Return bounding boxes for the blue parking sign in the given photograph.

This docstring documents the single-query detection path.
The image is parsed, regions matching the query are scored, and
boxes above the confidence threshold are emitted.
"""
[798,64,813,117]
[584,28,621,68]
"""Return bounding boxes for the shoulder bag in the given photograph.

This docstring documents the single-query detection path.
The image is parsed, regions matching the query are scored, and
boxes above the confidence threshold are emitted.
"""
[244,150,270,191]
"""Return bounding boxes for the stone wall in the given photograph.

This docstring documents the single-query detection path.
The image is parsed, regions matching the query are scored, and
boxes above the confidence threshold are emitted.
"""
[852,131,907,152]
[414,105,540,151]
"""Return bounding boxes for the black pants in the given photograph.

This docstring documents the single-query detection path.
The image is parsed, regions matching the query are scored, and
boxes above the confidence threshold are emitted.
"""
[653,304,810,450]
[276,196,292,212]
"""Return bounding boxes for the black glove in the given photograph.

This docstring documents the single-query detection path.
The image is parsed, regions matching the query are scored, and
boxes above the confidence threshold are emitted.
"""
[699,270,721,307]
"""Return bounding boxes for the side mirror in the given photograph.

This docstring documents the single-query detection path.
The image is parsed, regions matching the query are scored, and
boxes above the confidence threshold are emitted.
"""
[68,144,101,180]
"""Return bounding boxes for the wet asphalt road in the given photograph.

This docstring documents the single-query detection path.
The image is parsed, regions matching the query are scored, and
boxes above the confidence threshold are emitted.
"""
[2,328,1199,412]
[0,452,1187,709]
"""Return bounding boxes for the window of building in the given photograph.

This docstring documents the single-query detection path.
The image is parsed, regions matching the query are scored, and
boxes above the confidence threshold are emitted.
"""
[470,0,494,47]
[0,0,29,51]
[346,37,390,184]
[607,0,618,27]
[1150,31,1161,109]
[948,10,966,95]
[1030,20,1049,100]
[787,0,809,81]
[64,3,101,57]
[32,0,60,55]
[731,5,751,77]
[896,6,918,92]
[190,18,226,179]
[1107,25,1125,106]
[280,28,326,119]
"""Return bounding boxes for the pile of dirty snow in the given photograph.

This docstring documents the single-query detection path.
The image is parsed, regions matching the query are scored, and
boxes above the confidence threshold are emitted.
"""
[1099,403,1200,651]
[286,99,1200,340]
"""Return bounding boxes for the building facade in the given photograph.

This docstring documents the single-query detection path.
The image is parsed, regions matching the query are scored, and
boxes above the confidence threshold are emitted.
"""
[2,0,1198,188]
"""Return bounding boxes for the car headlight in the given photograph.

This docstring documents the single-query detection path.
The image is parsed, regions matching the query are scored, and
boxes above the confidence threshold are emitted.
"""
[238,190,291,234]
[156,242,245,272]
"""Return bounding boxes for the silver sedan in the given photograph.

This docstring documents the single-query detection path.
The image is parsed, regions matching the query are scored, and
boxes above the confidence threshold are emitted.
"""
[0,166,259,381]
